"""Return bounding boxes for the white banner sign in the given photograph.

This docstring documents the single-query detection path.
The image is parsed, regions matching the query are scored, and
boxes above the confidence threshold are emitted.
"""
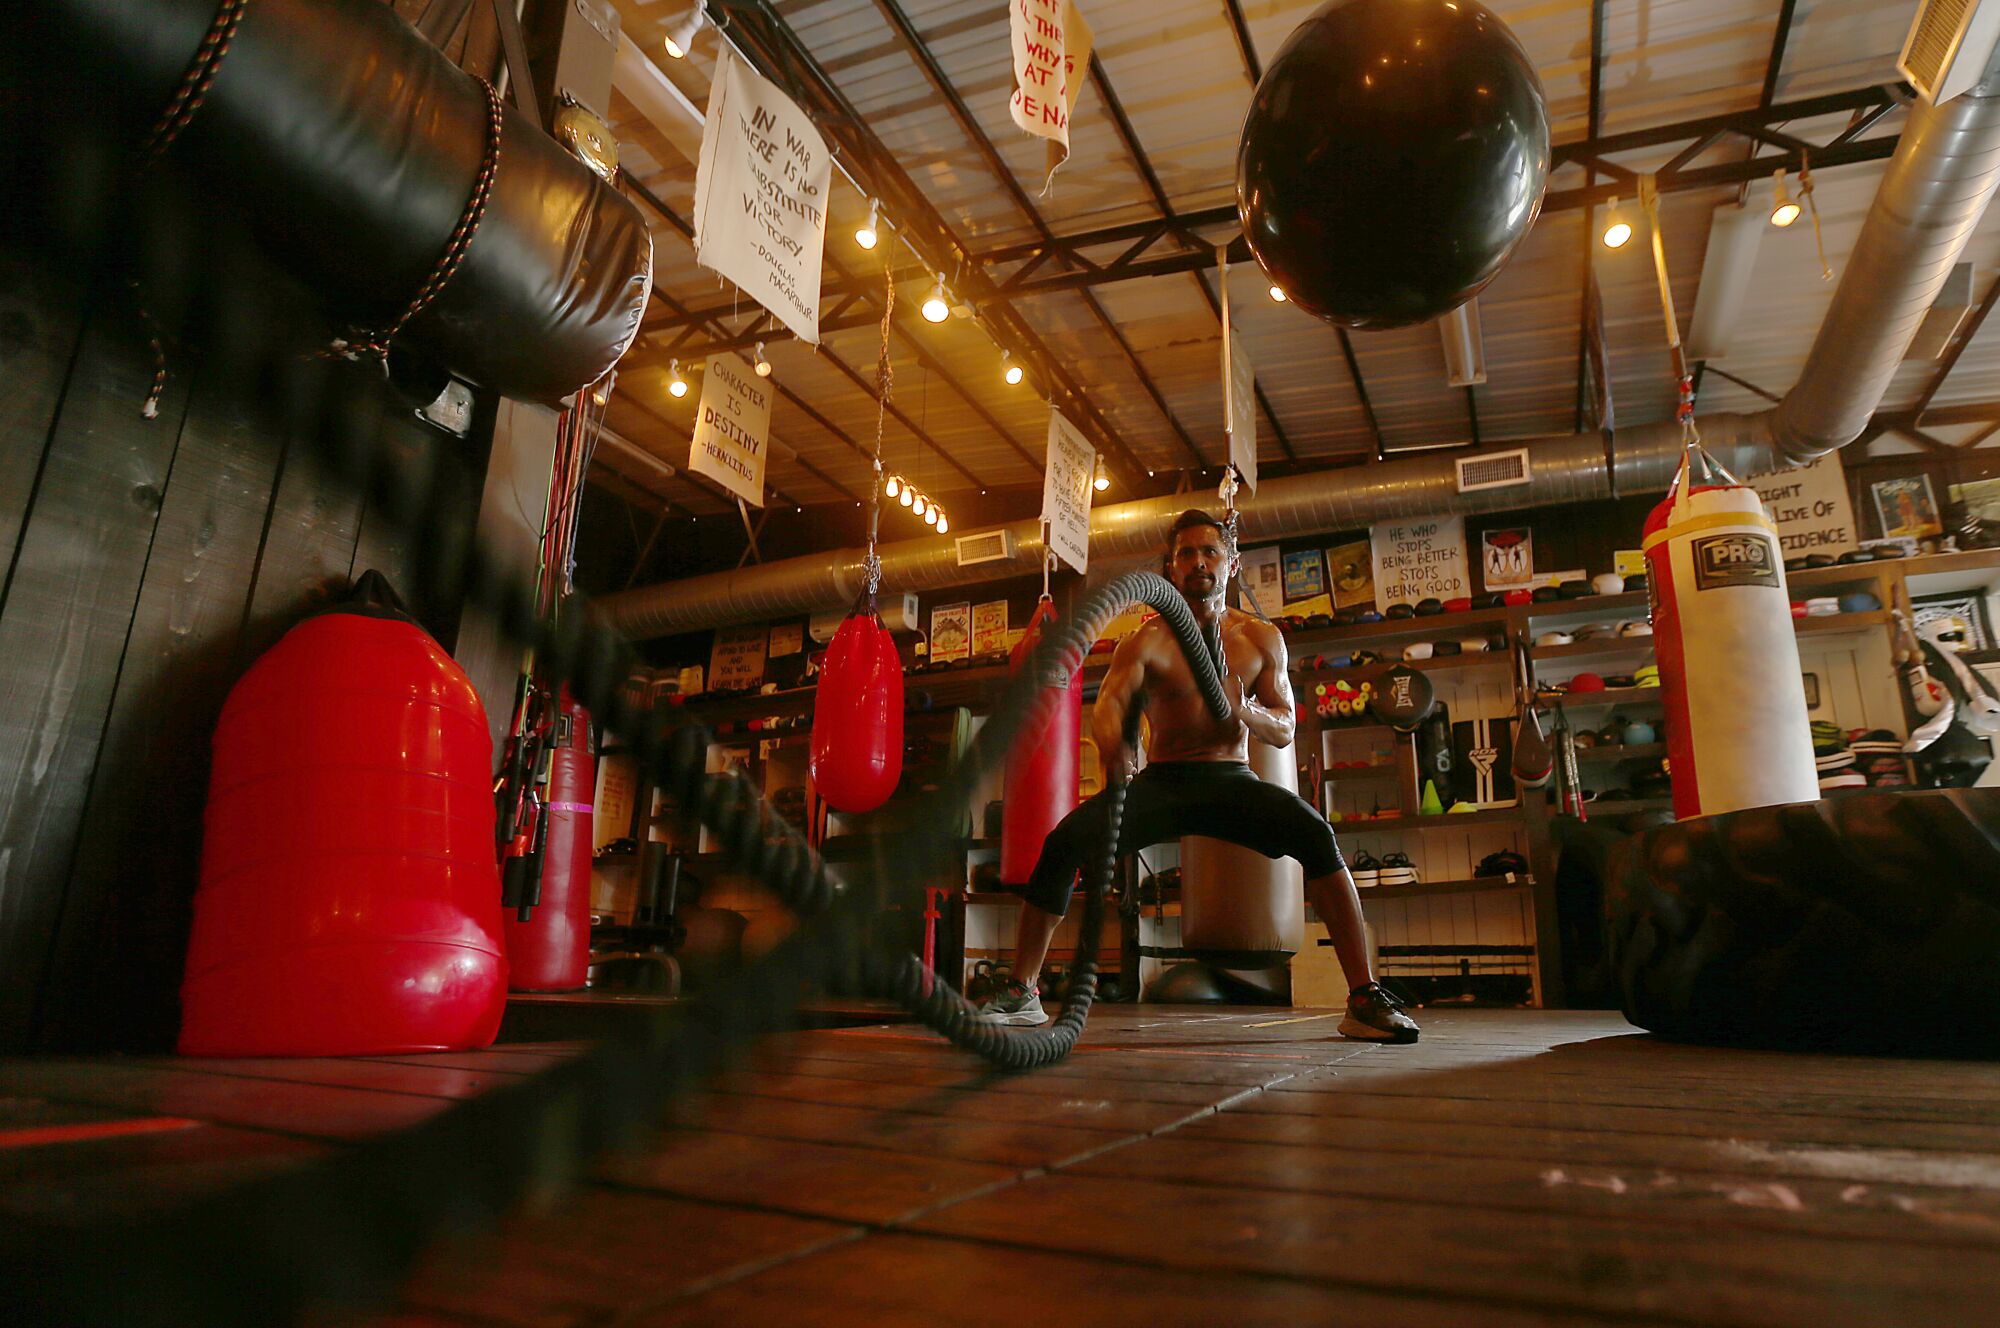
[1238,545,1281,613]
[692,51,830,345]
[1225,335,1256,492]
[1750,454,1859,559]
[1371,515,1471,609]
[1041,408,1096,574]
[688,351,774,507]
[1009,0,1093,186]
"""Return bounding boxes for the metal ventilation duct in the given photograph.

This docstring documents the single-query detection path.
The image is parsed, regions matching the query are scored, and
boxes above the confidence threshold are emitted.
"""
[601,41,2000,639]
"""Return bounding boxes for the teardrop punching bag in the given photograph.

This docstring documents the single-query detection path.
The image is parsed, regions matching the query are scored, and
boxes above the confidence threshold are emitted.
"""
[1001,600,1082,886]
[1237,0,1549,329]
[1644,473,1820,819]
[503,689,595,992]
[811,604,905,813]
[180,575,508,1055]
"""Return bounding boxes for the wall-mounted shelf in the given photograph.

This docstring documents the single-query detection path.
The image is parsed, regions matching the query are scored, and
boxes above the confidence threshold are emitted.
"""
[1338,807,1523,833]
[1538,685,1663,709]
[1573,742,1667,763]
[1361,873,1533,901]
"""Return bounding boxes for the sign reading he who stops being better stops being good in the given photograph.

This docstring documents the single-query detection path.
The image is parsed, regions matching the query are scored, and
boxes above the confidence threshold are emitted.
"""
[1371,516,1471,609]
[692,51,831,346]
[688,351,774,507]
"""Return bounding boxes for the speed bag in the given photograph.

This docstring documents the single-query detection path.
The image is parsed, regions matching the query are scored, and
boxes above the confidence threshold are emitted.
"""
[1180,737,1307,961]
[181,579,507,1055]
[1000,600,1082,886]
[1643,482,1818,819]
[810,609,905,813]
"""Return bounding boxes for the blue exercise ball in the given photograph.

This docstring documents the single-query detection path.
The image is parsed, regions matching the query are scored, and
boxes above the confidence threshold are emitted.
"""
[1237,0,1550,330]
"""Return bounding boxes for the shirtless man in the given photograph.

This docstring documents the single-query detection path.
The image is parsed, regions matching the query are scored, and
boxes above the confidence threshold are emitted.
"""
[976,509,1419,1043]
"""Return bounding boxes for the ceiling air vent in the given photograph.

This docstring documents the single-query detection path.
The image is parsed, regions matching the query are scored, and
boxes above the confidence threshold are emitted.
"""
[955,528,1016,567]
[1899,0,2000,104]
[1456,448,1531,494]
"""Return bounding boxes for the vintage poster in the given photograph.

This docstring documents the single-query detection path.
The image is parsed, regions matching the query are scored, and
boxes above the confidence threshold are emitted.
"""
[1325,539,1375,609]
[1238,545,1282,615]
[1872,474,1943,540]
[1480,527,1534,588]
[930,602,972,663]
[768,621,804,657]
[972,600,1010,656]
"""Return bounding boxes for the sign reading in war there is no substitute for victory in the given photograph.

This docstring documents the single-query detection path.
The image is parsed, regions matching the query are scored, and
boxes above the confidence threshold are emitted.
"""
[1042,408,1096,574]
[688,350,774,507]
[693,51,831,345]
[1010,0,1093,186]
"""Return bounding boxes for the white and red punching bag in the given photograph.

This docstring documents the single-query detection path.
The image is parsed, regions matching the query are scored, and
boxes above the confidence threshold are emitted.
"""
[811,601,904,813]
[1000,598,1081,887]
[1643,460,1819,819]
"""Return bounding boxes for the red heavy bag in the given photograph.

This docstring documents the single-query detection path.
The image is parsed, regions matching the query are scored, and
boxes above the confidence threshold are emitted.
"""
[1000,599,1082,885]
[503,689,595,991]
[180,573,508,1056]
[810,603,904,813]
[1643,455,1818,820]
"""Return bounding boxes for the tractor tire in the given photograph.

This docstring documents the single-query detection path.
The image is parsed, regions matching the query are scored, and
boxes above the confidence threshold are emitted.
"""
[1603,789,2000,1053]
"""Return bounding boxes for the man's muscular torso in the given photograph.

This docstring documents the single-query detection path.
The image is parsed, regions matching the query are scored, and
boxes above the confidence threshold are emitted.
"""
[1094,608,1293,772]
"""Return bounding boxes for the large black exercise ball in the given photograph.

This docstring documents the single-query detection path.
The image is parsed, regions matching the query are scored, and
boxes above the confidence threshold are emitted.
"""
[1237,0,1550,330]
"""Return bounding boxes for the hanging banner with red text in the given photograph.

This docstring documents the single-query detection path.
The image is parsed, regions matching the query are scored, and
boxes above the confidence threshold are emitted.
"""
[1009,0,1093,190]
[688,351,774,507]
[692,51,830,345]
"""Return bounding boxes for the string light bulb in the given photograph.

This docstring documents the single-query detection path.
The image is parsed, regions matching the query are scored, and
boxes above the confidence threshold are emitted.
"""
[1770,168,1801,228]
[912,493,928,518]
[1600,196,1633,249]
[1002,351,1023,386]
[668,359,688,398]
[936,513,949,534]
[884,473,901,499]
[922,275,950,323]
[753,342,772,377]
[663,5,705,59]
[1268,284,1287,303]
[925,506,940,527]
[900,485,914,507]
[855,198,879,250]
[1092,454,1110,492]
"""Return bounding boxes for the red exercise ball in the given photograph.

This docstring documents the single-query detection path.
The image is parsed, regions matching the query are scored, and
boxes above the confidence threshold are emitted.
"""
[1000,600,1081,886]
[179,575,507,1056]
[810,607,904,813]
[1237,0,1549,329]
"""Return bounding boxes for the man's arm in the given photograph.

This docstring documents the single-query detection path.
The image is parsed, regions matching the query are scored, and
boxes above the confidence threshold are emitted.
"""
[1090,627,1152,780]
[1237,619,1297,749]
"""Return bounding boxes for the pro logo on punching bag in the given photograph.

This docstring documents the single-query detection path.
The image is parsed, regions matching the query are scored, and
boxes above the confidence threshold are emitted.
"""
[1692,533,1779,590]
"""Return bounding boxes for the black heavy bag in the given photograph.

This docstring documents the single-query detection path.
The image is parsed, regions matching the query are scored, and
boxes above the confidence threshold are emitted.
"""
[1237,0,1549,329]
[22,0,652,403]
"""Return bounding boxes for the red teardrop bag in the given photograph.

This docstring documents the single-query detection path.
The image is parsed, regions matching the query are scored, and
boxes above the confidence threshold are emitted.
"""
[810,609,905,812]
[1000,600,1081,885]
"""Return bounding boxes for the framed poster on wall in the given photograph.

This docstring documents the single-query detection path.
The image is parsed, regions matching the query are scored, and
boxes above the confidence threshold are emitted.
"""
[1872,474,1943,540]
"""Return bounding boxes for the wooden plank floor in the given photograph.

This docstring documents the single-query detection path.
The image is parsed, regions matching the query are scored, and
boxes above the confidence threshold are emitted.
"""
[7,1008,2000,1326]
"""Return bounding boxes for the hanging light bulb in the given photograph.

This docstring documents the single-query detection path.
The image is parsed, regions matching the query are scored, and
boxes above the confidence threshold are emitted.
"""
[1770,168,1801,228]
[1002,350,1023,386]
[922,275,950,323]
[925,506,940,527]
[1599,196,1633,249]
[663,5,705,59]
[936,513,949,534]
[668,359,688,398]
[899,485,914,507]
[1268,284,1288,303]
[912,493,928,518]
[753,342,772,377]
[855,198,879,250]
[1092,454,1110,492]
[884,473,901,499]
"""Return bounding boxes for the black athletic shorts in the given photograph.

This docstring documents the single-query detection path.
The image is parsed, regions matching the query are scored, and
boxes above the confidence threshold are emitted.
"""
[1018,759,1344,917]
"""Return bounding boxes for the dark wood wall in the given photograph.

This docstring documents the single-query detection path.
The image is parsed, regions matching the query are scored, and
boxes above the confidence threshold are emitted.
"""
[0,255,482,1052]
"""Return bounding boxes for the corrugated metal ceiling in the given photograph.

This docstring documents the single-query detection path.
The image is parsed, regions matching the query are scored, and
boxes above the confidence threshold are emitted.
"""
[592,0,1994,521]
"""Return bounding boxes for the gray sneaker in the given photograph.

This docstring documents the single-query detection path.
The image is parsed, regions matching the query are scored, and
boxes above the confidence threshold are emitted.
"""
[1339,982,1420,1043]
[975,979,1048,1026]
